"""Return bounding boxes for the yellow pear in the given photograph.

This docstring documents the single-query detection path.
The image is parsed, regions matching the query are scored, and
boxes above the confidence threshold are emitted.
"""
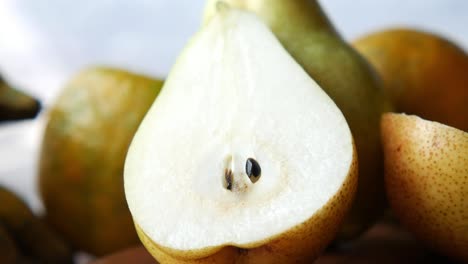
[354,28,468,131]
[382,113,468,262]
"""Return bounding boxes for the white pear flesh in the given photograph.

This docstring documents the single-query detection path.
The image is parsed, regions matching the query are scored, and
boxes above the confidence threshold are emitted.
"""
[125,7,357,264]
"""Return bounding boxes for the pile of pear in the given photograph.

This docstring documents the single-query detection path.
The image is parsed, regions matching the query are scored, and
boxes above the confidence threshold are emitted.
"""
[33,1,467,263]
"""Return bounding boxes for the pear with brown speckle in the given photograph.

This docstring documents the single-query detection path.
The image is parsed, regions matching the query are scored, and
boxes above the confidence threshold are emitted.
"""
[382,113,468,263]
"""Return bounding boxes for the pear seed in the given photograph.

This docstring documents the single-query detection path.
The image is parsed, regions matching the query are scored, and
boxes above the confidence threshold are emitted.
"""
[246,158,261,183]
[225,169,233,191]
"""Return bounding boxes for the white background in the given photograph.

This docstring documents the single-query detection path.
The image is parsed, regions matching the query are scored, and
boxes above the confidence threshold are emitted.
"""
[0,0,466,235]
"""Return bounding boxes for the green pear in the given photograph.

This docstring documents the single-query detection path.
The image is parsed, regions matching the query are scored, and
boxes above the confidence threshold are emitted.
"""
[39,67,164,256]
[0,75,41,122]
[204,0,389,239]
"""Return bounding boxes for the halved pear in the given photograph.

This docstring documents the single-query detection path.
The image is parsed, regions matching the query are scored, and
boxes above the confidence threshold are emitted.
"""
[382,113,468,262]
[125,5,357,264]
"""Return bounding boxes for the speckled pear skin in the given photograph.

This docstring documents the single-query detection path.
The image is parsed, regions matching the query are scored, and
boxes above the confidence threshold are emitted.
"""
[382,113,468,262]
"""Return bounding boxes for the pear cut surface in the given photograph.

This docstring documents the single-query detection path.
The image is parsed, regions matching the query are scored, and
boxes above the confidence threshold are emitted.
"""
[125,8,354,252]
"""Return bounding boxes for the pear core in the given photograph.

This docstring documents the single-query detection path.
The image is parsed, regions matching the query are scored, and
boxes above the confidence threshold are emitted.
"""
[125,7,355,255]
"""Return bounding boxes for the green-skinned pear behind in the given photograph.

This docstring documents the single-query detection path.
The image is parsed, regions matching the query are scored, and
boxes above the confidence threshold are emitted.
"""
[204,0,389,239]
[39,67,164,256]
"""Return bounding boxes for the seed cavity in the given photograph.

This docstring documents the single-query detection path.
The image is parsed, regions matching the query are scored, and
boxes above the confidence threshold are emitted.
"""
[246,158,261,183]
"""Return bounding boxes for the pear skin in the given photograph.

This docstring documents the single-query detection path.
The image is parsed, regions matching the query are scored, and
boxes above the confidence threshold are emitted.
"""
[382,113,468,262]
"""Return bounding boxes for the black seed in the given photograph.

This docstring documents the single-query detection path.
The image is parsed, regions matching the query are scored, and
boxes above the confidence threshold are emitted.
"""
[246,158,261,182]
[225,169,233,191]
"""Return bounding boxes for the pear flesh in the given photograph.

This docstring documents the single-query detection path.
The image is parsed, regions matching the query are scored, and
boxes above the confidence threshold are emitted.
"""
[125,7,357,263]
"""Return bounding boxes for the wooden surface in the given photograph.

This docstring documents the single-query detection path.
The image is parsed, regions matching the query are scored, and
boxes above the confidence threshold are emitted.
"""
[91,221,459,264]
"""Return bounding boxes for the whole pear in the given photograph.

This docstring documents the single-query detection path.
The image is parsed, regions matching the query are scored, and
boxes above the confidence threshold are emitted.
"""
[354,28,468,132]
[382,113,468,263]
[39,67,164,256]
[204,0,388,239]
